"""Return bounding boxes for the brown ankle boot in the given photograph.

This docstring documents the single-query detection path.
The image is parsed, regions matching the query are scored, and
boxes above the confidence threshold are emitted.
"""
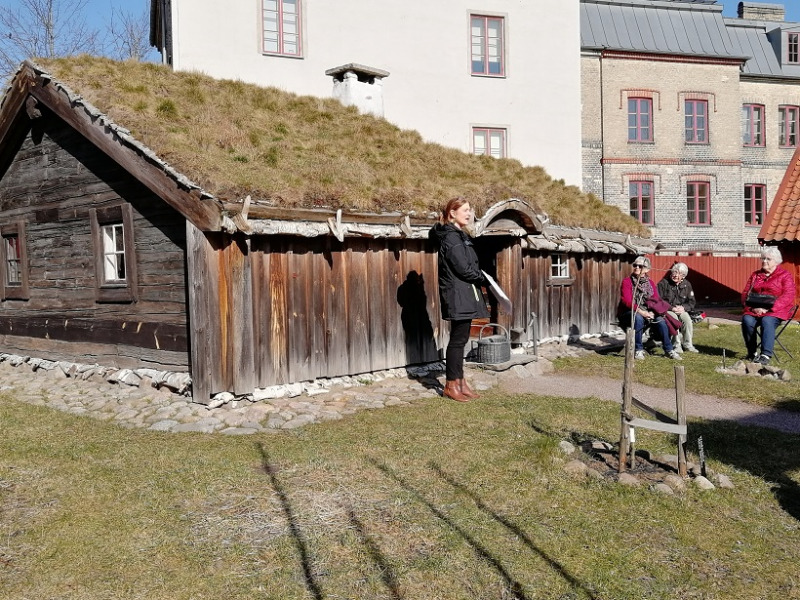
[443,380,469,402]
[459,378,479,399]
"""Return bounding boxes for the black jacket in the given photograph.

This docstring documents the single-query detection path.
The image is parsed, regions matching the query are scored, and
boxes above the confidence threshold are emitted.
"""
[656,275,696,311]
[430,223,489,321]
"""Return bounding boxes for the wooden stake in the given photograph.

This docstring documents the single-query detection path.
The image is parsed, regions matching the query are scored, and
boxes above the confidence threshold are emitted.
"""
[619,328,634,473]
[675,365,688,477]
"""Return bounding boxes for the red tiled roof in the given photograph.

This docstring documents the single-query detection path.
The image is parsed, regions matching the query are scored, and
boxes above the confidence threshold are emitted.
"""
[760,145,800,242]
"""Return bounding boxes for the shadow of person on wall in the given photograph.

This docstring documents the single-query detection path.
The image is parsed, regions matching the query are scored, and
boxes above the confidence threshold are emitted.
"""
[397,271,439,365]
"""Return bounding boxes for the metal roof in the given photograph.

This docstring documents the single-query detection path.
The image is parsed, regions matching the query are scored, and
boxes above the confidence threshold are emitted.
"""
[725,17,800,78]
[725,19,783,75]
[581,0,746,59]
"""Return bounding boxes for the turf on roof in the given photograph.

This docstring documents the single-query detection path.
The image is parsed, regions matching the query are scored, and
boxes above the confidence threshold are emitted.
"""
[32,56,648,237]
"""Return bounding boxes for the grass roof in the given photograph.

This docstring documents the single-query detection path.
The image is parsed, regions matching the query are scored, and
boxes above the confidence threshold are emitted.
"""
[33,56,649,236]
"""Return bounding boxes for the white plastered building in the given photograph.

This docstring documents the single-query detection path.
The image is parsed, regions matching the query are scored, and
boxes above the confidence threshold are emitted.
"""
[149,0,582,186]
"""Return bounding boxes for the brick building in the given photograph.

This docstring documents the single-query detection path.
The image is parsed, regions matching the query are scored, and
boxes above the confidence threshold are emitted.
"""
[581,0,800,255]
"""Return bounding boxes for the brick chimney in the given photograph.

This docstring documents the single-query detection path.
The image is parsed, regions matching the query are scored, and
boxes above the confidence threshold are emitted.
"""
[738,2,785,22]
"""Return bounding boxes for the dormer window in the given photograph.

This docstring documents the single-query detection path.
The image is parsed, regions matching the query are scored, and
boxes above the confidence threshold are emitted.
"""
[789,33,799,65]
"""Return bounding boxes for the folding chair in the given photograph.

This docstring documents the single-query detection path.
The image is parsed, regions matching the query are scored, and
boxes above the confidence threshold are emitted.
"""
[757,304,799,363]
[772,305,799,363]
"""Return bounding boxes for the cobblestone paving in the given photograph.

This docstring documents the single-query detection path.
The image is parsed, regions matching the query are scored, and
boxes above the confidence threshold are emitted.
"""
[0,357,516,435]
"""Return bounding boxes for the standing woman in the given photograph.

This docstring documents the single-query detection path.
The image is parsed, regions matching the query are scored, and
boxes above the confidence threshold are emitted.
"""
[430,198,489,402]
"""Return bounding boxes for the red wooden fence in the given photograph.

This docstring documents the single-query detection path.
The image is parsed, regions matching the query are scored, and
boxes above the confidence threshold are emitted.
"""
[650,254,761,305]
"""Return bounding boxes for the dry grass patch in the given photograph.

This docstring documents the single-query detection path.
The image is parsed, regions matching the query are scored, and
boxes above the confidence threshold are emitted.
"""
[28,56,648,235]
[2,388,800,598]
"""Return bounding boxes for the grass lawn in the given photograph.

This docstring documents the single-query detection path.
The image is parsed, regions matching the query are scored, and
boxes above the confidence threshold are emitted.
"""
[554,320,800,410]
[2,371,800,599]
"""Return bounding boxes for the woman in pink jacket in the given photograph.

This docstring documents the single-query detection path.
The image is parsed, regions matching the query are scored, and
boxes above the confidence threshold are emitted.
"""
[741,246,796,364]
[617,256,682,360]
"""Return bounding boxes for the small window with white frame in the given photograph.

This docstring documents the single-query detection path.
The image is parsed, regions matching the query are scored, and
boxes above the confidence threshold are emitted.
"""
[550,253,569,279]
[91,205,137,303]
[473,127,506,158]
[102,223,126,282]
[788,32,799,64]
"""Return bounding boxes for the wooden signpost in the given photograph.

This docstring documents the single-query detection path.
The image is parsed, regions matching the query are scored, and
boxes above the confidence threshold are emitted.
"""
[619,329,688,476]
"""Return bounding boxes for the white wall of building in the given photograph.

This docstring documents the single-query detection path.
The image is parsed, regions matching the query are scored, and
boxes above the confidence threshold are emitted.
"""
[168,0,582,186]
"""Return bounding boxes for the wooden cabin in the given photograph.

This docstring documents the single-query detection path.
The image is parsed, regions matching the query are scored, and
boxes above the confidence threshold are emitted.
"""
[0,61,654,402]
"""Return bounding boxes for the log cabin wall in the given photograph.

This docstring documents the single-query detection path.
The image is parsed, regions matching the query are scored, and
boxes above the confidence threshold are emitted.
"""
[0,110,190,370]
[521,249,628,338]
[188,231,446,400]
[249,235,443,389]
[493,240,629,339]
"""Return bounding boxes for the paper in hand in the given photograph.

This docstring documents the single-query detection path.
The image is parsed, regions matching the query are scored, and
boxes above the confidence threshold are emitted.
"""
[482,270,512,314]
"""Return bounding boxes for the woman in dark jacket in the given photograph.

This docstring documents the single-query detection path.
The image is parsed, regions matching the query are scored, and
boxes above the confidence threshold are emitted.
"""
[430,198,489,402]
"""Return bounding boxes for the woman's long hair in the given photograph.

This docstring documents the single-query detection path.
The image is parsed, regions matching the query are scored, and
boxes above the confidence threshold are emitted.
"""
[440,197,470,225]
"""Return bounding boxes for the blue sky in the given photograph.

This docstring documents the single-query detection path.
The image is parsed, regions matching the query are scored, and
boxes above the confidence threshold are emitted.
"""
[5,0,800,60]
[78,0,800,35]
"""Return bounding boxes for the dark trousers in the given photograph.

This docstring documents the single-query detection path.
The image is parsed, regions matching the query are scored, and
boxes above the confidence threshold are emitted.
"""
[446,319,472,380]
[619,311,673,353]
[742,314,782,358]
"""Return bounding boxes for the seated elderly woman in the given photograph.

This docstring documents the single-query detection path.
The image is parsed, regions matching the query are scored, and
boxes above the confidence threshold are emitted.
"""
[657,262,699,353]
[618,257,682,360]
[741,246,796,365]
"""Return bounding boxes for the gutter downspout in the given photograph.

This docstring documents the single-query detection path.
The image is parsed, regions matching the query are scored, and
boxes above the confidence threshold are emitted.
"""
[599,48,607,209]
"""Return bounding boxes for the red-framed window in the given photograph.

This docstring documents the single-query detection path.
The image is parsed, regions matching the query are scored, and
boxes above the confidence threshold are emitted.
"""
[470,15,504,76]
[472,127,506,158]
[629,181,654,225]
[262,0,301,57]
[779,105,799,147]
[686,181,710,225]
[627,98,653,142]
[684,99,708,144]
[789,32,799,64]
[743,104,765,147]
[744,184,766,227]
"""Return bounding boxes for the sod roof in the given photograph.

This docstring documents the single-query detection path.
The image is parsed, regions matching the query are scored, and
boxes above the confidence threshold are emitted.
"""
[31,56,649,237]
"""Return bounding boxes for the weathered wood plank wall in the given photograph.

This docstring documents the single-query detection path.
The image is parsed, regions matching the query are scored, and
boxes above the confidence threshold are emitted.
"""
[0,112,191,370]
[243,236,443,392]
[191,235,631,399]
[516,249,626,339]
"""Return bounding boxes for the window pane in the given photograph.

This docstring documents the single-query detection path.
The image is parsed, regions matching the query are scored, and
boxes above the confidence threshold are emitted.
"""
[487,19,502,74]
[743,106,752,144]
[4,235,20,284]
[473,130,487,155]
[102,224,126,282]
[489,131,503,158]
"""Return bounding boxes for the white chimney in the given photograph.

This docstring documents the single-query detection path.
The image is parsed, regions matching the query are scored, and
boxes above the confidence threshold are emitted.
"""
[325,63,390,118]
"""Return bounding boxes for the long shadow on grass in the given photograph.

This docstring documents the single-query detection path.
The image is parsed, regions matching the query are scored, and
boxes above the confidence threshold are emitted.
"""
[369,457,534,600]
[428,462,600,600]
[686,421,800,522]
[257,443,324,600]
[346,507,404,600]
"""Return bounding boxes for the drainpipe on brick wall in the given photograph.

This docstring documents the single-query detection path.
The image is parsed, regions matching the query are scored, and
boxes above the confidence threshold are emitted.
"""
[599,49,607,207]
